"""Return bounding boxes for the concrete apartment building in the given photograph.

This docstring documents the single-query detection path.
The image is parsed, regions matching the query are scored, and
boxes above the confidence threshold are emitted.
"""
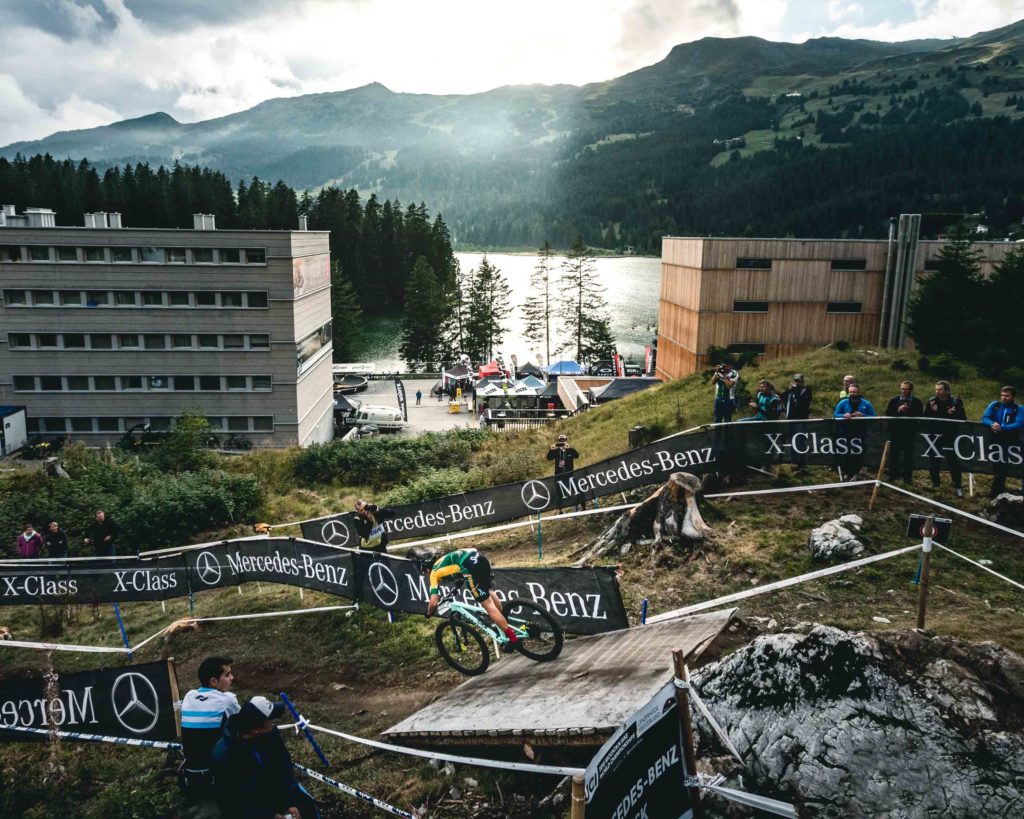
[656,228,1016,379]
[0,206,334,447]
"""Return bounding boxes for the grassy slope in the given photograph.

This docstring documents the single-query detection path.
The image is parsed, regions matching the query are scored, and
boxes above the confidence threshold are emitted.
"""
[2,346,1022,818]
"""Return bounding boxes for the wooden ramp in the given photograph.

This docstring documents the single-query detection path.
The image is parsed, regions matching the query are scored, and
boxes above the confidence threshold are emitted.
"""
[385,609,735,747]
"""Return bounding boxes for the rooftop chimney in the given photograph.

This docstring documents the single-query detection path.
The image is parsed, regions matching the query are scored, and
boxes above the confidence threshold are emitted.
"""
[298,215,308,231]
[25,208,56,228]
[108,212,122,229]
[84,212,108,228]
[193,213,216,231]
[2,205,15,217]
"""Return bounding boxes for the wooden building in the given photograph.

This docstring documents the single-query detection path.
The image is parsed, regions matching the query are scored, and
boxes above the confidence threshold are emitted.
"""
[657,236,1016,379]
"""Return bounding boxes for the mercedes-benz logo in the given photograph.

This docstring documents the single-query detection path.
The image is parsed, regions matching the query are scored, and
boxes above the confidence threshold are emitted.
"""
[194,551,222,586]
[521,480,552,511]
[367,562,399,607]
[111,672,160,735]
[320,519,351,547]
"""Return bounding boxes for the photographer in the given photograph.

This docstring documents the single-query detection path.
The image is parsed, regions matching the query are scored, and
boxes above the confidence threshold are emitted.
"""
[711,362,740,424]
[547,434,581,512]
[780,374,812,420]
[353,499,396,552]
[884,380,924,484]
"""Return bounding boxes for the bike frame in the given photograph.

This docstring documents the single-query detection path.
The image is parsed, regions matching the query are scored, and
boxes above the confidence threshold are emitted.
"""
[437,599,531,648]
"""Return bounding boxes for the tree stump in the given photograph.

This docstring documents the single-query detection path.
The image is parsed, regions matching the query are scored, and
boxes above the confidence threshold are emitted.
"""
[576,471,711,565]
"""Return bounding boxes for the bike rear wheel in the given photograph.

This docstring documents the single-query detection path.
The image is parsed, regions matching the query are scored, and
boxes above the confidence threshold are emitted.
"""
[435,620,490,676]
[506,600,563,662]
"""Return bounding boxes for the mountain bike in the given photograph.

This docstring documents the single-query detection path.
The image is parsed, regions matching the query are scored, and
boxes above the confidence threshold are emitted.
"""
[434,597,563,676]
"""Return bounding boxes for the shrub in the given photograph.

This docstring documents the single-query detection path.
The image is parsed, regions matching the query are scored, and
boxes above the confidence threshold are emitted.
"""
[920,352,961,379]
[832,339,852,351]
[891,358,911,371]
[383,468,471,505]
[145,412,214,473]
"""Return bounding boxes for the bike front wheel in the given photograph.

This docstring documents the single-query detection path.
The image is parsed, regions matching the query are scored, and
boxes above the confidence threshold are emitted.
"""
[506,600,563,662]
[435,621,490,676]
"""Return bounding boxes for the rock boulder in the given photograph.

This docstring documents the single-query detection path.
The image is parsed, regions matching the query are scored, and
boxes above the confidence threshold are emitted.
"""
[807,514,864,561]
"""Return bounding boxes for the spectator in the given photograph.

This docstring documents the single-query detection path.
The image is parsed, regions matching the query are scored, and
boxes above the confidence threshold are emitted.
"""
[212,696,321,819]
[834,384,876,481]
[711,362,739,423]
[780,374,813,420]
[982,386,1024,498]
[839,374,856,401]
[43,521,68,558]
[924,380,967,497]
[83,509,117,557]
[547,434,582,511]
[353,499,396,552]
[16,523,43,558]
[746,380,782,421]
[884,380,924,484]
[415,389,422,406]
[179,656,240,799]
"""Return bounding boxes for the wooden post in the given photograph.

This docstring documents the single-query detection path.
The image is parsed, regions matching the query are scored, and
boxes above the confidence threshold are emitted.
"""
[672,649,704,818]
[869,441,891,510]
[571,774,585,819]
[916,517,935,630]
[167,657,182,739]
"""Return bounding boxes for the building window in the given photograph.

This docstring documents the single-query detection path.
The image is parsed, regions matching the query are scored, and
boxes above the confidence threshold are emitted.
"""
[94,376,116,391]
[63,333,86,349]
[86,290,109,307]
[733,301,770,312]
[29,247,51,262]
[218,248,241,264]
[4,289,28,304]
[66,376,90,391]
[144,334,167,350]
[827,302,862,313]
[173,376,196,391]
[118,334,140,348]
[38,333,59,348]
[221,292,243,308]
[736,257,772,270]
[69,417,93,432]
[172,334,193,349]
[61,291,82,306]
[728,343,766,355]
[121,376,143,390]
[196,291,216,307]
[169,291,191,307]
[13,376,35,391]
[91,334,113,349]
[139,247,165,263]
[8,333,32,348]
[830,259,867,271]
[148,376,168,390]
[41,418,66,432]
[246,291,268,308]
[97,417,121,432]
[199,375,221,391]
[111,247,133,263]
[245,248,266,264]
[56,247,78,262]
[198,334,219,349]
[253,416,273,432]
[227,416,249,431]
[31,290,55,305]
[225,375,247,391]
[252,375,272,391]
[193,248,214,264]
[114,291,137,306]
[84,247,106,262]
[250,334,270,349]
[0,246,23,262]
[149,417,172,431]
[223,334,245,350]
[166,248,186,264]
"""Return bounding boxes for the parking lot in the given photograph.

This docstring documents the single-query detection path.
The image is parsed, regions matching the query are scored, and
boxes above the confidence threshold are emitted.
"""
[353,378,480,436]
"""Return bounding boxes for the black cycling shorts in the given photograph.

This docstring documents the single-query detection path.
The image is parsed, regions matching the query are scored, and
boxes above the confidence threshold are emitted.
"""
[464,553,492,602]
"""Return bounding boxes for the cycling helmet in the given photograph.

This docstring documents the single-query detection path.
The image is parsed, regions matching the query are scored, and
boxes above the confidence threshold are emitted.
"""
[410,549,439,574]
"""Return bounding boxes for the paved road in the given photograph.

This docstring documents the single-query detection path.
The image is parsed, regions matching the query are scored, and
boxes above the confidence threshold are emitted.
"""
[357,378,480,435]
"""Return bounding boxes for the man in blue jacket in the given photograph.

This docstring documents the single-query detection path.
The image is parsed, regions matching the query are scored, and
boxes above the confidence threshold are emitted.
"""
[982,386,1024,498]
[834,384,876,480]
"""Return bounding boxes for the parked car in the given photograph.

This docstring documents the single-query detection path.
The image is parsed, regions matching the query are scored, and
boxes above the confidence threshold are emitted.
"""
[350,405,406,432]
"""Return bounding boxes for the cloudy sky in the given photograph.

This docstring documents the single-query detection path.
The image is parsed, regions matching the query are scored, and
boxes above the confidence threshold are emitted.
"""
[2,0,1023,145]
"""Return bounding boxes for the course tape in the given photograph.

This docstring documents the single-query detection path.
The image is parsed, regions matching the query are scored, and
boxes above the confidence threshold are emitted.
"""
[937,544,1024,592]
[293,762,415,818]
[0,604,359,654]
[306,722,585,777]
[879,481,1024,540]
[687,685,743,764]
[702,782,797,818]
[0,724,182,749]
[646,544,922,624]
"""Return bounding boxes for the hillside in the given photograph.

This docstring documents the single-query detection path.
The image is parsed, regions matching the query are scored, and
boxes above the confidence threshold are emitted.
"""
[2,347,1022,817]
[5,22,1024,247]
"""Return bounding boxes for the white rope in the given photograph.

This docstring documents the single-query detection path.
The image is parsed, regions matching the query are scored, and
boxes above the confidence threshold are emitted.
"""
[701,782,798,818]
[0,638,127,653]
[293,763,415,818]
[705,479,875,499]
[937,544,1024,593]
[687,685,743,764]
[138,534,269,558]
[879,482,1024,540]
[647,544,921,624]
[305,722,585,776]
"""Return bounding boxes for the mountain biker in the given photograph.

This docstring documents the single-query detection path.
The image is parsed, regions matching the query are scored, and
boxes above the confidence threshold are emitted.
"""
[414,548,519,648]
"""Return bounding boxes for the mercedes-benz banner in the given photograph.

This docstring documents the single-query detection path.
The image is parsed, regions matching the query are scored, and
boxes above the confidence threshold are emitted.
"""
[0,661,177,743]
[301,418,1016,547]
[0,540,627,635]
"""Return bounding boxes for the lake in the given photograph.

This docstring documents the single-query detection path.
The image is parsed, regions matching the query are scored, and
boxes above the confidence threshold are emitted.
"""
[357,252,662,370]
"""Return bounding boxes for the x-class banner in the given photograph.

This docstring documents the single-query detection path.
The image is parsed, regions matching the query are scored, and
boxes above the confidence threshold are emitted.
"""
[584,680,692,819]
[395,378,408,422]
[0,540,625,634]
[0,661,176,743]
[301,418,1020,546]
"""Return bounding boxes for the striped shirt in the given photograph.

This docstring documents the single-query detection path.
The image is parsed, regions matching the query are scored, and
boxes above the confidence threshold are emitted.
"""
[181,687,239,770]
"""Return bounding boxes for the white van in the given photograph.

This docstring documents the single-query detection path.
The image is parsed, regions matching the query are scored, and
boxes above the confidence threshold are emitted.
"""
[351,405,407,432]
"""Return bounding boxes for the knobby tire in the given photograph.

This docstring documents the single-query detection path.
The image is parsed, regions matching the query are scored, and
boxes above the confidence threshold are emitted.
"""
[435,620,490,676]
[506,599,563,662]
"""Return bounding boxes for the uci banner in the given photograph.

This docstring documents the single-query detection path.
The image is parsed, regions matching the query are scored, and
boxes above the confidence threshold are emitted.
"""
[0,661,177,743]
[301,418,1020,547]
[0,539,627,635]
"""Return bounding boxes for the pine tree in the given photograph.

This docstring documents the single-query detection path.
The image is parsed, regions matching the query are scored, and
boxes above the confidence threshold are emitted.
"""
[399,257,446,371]
[330,262,364,362]
[463,255,511,362]
[521,240,556,365]
[557,235,615,364]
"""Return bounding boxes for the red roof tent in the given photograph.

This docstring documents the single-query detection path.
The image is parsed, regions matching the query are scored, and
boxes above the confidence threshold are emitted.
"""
[477,361,501,379]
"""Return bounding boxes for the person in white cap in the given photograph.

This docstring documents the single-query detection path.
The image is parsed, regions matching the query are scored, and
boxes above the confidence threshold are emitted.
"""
[212,696,320,819]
